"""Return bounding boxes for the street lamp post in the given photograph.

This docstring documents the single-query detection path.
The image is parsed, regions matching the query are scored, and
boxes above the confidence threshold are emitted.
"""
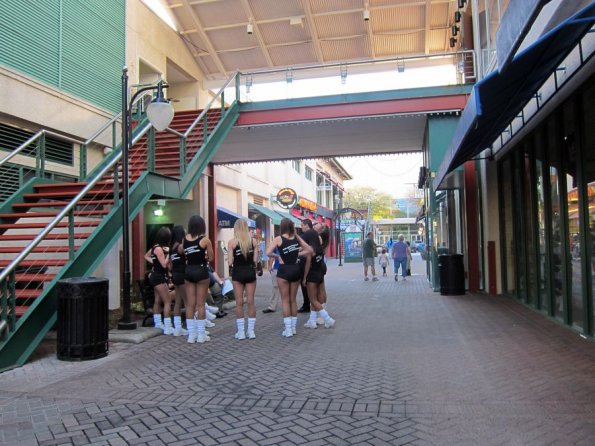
[335,192,343,267]
[118,67,174,330]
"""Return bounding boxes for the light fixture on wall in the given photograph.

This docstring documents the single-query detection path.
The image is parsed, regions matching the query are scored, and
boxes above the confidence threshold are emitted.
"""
[340,64,347,84]
[286,68,293,84]
[450,37,457,48]
[153,199,166,217]
[454,11,462,22]
[451,25,459,36]
[363,5,370,21]
[247,18,254,34]
[458,0,466,8]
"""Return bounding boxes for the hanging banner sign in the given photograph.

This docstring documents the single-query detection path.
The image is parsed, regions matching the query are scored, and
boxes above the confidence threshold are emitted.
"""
[276,188,298,209]
[297,196,317,212]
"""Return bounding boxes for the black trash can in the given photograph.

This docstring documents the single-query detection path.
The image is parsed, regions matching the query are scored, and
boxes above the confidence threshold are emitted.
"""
[438,254,465,295]
[57,277,109,361]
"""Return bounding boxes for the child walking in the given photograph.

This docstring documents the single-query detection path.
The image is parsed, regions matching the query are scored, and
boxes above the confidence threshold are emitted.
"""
[378,248,390,277]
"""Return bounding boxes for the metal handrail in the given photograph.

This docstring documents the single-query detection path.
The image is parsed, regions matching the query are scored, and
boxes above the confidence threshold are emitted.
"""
[0,130,85,169]
[83,90,155,145]
[183,71,239,138]
[241,50,476,76]
[0,123,152,285]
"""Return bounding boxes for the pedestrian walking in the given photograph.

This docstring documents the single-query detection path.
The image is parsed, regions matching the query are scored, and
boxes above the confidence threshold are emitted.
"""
[378,248,390,277]
[180,214,214,343]
[405,241,413,276]
[228,219,259,340]
[297,219,318,313]
[262,245,280,313]
[391,234,408,281]
[266,218,313,337]
[363,232,379,281]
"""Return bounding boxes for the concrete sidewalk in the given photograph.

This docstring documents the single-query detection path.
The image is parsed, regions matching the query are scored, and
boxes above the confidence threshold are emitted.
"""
[2,254,595,445]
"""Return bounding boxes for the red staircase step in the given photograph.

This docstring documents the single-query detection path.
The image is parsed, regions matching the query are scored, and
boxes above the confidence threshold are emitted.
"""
[0,259,67,267]
[0,246,76,254]
[12,200,114,209]
[0,210,109,219]
[15,289,42,299]
[15,273,56,282]
[0,232,92,241]
[0,221,99,229]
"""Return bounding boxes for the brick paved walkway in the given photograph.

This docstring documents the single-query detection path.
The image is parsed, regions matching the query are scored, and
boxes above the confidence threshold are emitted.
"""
[2,254,595,445]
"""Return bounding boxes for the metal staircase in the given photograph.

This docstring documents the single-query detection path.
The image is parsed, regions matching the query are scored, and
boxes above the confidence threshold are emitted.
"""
[0,73,240,372]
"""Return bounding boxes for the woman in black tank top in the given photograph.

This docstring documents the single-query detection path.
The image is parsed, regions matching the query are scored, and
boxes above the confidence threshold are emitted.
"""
[266,218,313,338]
[143,226,173,334]
[227,219,259,340]
[169,225,187,336]
[178,215,214,344]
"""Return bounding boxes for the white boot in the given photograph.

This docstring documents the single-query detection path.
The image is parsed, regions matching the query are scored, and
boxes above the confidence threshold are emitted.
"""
[246,318,256,339]
[187,319,197,343]
[163,316,174,335]
[235,318,246,340]
[304,311,317,329]
[282,317,293,337]
[196,319,210,343]
[153,314,163,330]
[173,316,187,336]
[319,309,335,328]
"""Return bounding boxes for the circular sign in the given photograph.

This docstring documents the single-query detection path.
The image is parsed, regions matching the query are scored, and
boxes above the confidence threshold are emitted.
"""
[276,188,298,209]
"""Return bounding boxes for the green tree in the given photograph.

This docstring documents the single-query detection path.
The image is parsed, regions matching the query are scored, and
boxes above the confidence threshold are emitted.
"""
[343,186,395,219]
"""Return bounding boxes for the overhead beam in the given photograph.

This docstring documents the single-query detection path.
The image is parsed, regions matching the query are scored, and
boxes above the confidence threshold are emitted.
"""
[301,0,325,64]
[239,0,274,68]
[179,0,228,77]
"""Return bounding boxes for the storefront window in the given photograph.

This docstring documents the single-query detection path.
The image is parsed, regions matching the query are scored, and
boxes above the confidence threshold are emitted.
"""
[548,118,564,322]
[501,158,515,294]
[535,133,548,312]
[524,149,537,306]
[562,102,583,331]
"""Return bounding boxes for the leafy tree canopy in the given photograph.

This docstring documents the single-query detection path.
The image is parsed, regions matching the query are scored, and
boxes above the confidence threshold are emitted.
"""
[342,186,397,219]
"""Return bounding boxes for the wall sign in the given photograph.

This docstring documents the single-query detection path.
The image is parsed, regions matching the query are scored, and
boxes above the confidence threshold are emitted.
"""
[298,196,317,212]
[276,188,298,209]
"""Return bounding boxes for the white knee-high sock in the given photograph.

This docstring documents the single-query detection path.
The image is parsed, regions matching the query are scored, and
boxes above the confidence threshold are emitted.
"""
[173,316,182,330]
[247,318,255,333]
[196,319,206,337]
[319,309,332,321]
[308,311,318,324]
[153,314,163,328]
[236,318,245,334]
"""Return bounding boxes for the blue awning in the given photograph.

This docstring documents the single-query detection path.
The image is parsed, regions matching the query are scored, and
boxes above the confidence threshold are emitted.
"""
[217,207,256,229]
[434,2,595,189]
[248,203,282,225]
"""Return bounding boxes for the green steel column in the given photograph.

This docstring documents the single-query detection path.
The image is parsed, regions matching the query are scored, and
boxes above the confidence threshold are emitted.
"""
[428,182,439,291]
[147,127,156,172]
[179,137,186,176]
[68,209,75,260]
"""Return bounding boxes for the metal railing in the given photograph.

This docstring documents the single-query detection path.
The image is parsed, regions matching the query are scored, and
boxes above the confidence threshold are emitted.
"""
[0,70,241,341]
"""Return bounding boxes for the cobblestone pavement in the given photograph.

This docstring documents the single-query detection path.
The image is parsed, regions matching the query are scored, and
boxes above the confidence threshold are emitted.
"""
[2,255,595,445]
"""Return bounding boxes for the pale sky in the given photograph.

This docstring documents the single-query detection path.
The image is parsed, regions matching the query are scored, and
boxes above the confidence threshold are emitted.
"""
[339,153,422,198]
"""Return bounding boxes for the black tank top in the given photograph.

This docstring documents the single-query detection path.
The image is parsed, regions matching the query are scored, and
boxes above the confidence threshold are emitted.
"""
[279,236,300,265]
[311,245,324,271]
[170,242,185,273]
[183,236,207,266]
[233,241,255,267]
[151,245,168,275]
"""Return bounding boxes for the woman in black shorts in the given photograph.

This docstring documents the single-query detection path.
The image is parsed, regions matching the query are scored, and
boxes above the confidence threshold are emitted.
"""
[144,226,172,334]
[179,215,213,344]
[266,218,313,337]
[227,219,259,340]
[169,225,187,337]
[304,222,335,329]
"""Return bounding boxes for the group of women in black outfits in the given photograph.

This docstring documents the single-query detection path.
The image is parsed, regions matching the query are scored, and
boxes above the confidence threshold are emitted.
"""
[145,215,335,343]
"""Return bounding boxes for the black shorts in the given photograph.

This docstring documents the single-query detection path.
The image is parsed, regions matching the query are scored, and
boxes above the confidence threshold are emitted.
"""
[172,271,185,286]
[321,262,327,275]
[185,264,209,283]
[306,269,324,284]
[149,272,168,287]
[232,265,256,284]
[277,264,302,282]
